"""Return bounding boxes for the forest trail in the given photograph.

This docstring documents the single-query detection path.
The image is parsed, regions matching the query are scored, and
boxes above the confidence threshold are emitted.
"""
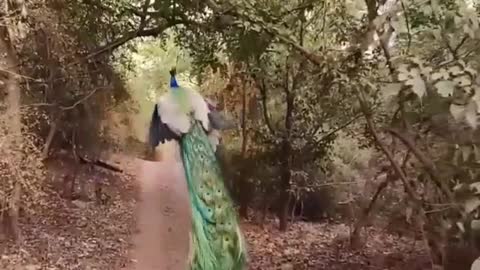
[131,144,191,270]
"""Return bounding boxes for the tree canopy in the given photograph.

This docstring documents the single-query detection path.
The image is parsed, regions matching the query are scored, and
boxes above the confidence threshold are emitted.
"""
[3,0,480,268]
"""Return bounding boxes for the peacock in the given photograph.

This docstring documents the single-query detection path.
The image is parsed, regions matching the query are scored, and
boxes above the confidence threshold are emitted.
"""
[148,68,247,270]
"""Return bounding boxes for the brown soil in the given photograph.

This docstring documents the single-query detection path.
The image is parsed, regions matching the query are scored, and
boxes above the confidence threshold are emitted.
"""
[131,158,191,270]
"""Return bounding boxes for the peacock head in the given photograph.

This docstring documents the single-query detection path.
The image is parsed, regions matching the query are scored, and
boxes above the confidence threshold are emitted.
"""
[169,67,179,89]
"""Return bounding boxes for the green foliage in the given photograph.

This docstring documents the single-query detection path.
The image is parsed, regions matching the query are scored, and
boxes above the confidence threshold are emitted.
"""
[328,131,376,183]
[11,0,480,262]
[58,0,480,240]
[113,33,193,142]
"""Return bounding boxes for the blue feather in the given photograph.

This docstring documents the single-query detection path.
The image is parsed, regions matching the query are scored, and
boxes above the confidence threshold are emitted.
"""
[170,75,179,88]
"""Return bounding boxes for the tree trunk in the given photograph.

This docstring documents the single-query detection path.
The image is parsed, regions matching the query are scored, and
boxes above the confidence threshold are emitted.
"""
[278,73,294,231]
[42,121,58,159]
[94,172,104,205]
[62,173,75,200]
[278,139,292,231]
[238,177,249,218]
[238,78,249,218]
[260,198,270,227]
[0,21,23,242]
[350,176,390,248]
[78,166,89,201]
[7,182,21,241]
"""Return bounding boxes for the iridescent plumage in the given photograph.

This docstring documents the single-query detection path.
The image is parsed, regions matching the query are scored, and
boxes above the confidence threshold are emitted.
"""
[148,69,247,270]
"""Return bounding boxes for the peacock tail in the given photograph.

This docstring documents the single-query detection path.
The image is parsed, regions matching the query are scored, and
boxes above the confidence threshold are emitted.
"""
[181,119,247,270]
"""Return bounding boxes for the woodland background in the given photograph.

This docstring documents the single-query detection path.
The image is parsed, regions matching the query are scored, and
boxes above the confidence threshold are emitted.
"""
[2,0,480,269]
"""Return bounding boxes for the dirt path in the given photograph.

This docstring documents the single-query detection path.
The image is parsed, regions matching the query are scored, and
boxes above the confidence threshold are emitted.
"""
[131,157,191,270]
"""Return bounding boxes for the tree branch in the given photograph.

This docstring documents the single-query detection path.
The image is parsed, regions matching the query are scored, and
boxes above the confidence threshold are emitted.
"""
[138,0,152,29]
[81,0,116,14]
[204,0,324,66]
[442,32,468,60]
[252,70,276,135]
[22,86,107,110]
[400,0,412,53]
[78,155,123,173]
[386,128,457,204]
[82,20,181,61]
[311,113,363,143]
[453,35,468,56]
[280,2,314,17]
[358,92,421,205]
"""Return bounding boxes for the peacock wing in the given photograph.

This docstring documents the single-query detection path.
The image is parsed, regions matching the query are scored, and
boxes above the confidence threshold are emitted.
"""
[186,87,210,131]
[158,93,191,134]
[148,103,180,148]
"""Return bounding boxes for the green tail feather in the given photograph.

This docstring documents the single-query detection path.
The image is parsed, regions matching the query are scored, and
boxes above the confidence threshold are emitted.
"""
[181,121,247,270]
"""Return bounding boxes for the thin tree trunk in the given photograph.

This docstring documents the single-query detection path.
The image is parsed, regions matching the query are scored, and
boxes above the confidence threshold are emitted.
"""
[7,182,21,241]
[350,176,390,247]
[260,198,269,227]
[279,71,294,231]
[0,20,23,242]
[238,78,249,218]
[62,173,75,200]
[78,166,89,201]
[42,121,58,159]
[278,158,292,231]
[356,88,444,266]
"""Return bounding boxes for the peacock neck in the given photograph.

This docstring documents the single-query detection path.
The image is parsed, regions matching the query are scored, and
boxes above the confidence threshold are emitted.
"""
[168,74,188,113]
[170,74,179,88]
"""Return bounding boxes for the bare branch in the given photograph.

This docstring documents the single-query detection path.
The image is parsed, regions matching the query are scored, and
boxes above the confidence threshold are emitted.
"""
[22,85,107,111]
[138,0,152,29]
[357,92,421,204]
[42,121,57,159]
[78,155,123,173]
[252,71,276,135]
[400,0,412,53]
[453,35,469,56]
[311,113,363,143]
[386,128,457,205]
[81,21,179,61]
[442,31,468,60]
[0,66,42,82]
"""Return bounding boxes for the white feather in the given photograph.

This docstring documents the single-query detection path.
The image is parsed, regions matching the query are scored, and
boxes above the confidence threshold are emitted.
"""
[185,87,210,131]
[157,92,191,135]
[156,87,219,150]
